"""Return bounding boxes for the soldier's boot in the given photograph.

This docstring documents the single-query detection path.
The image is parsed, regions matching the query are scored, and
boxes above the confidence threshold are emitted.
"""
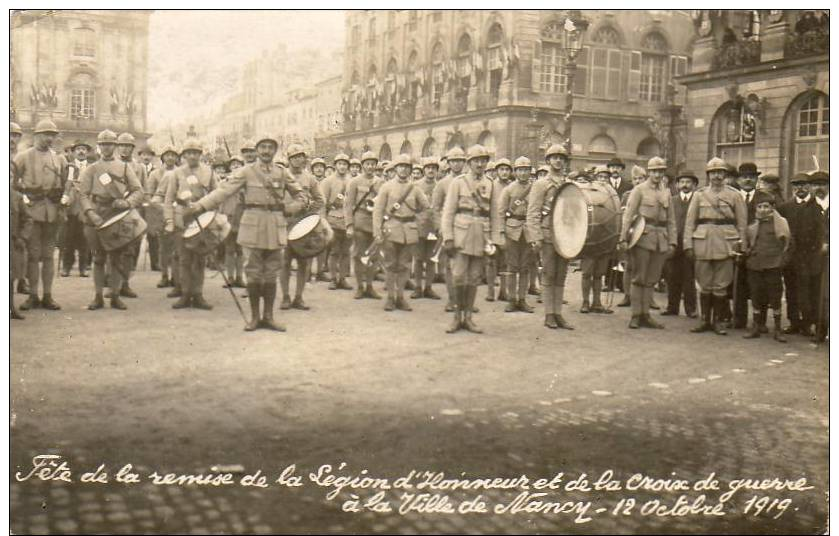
[87,293,105,311]
[506,272,516,304]
[444,273,456,311]
[423,286,441,300]
[365,283,382,300]
[640,287,664,329]
[280,294,292,310]
[628,315,641,329]
[157,275,170,288]
[517,274,533,313]
[41,294,61,311]
[743,311,762,339]
[404,279,416,291]
[19,294,40,311]
[120,285,138,298]
[497,273,508,302]
[244,283,261,331]
[17,279,29,295]
[384,273,396,311]
[691,294,714,333]
[172,294,192,309]
[554,286,573,330]
[396,294,412,311]
[640,314,665,329]
[260,283,286,332]
[543,286,557,328]
[291,296,310,310]
[772,312,787,343]
[396,272,413,311]
[192,295,213,310]
[505,299,518,313]
[580,276,592,313]
[712,296,728,335]
[110,294,127,310]
[463,286,483,333]
[446,287,463,334]
[410,262,423,299]
[337,277,353,290]
[167,286,183,298]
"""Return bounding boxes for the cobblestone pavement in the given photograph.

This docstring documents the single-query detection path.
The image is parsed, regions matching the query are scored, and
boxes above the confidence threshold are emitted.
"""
[10,266,829,534]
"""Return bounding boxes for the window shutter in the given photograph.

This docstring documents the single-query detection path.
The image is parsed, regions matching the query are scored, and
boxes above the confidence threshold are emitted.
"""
[607,49,622,100]
[590,48,607,98]
[627,51,642,102]
[573,46,588,96]
[620,51,630,100]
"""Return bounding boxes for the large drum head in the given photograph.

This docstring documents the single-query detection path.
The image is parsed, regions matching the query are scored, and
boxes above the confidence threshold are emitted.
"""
[184,211,217,238]
[551,183,588,259]
[98,210,130,230]
[288,214,321,241]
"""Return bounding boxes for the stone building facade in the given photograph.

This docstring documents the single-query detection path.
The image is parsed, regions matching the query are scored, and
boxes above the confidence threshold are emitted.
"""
[10,10,153,148]
[331,10,695,169]
[679,9,828,192]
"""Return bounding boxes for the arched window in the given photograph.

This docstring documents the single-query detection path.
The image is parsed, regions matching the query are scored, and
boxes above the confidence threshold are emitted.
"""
[456,34,473,78]
[589,134,617,155]
[367,64,378,84]
[73,26,96,58]
[639,32,668,102]
[537,21,568,95]
[385,57,398,107]
[590,26,622,100]
[447,131,465,151]
[477,130,495,152]
[636,137,662,158]
[379,143,392,162]
[422,137,438,157]
[431,42,445,105]
[487,23,504,98]
[784,91,829,176]
[710,100,756,168]
[400,139,413,157]
[69,73,95,120]
[407,50,419,100]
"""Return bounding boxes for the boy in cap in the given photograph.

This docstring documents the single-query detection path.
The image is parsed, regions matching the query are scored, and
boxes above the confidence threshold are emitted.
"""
[742,191,790,342]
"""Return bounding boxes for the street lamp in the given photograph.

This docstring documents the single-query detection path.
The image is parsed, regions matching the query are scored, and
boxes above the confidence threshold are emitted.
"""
[562,11,590,163]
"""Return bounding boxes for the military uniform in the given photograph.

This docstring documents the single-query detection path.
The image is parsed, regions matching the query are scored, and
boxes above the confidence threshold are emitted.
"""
[78,132,144,310]
[194,145,305,331]
[148,152,180,289]
[683,158,747,334]
[441,145,503,333]
[60,156,91,277]
[432,148,465,311]
[11,187,32,319]
[345,153,384,298]
[412,157,440,299]
[498,164,535,313]
[13,120,67,310]
[373,159,430,310]
[163,153,218,309]
[320,159,352,289]
[218,161,246,288]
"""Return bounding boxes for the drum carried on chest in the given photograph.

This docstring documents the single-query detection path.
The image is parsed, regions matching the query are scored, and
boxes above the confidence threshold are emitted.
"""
[288,214,334,259]
[97,209,148,252]
[183,211,232,255]
[551,182,621,259]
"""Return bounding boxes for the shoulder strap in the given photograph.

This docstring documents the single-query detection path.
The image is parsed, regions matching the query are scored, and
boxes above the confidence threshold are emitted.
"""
[352,178,375,215]
[391,182,415,214]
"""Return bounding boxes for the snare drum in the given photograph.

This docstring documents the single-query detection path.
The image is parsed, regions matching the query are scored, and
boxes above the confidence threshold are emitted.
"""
[288,214,333,259]
[550,181,621,259]
[183,211,232,256]
[97,209,148,252]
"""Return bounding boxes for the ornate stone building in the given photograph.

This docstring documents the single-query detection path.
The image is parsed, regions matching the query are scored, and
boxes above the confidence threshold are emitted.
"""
[10,10,153,148]
[331,10,695,169]
[679,10,828,190]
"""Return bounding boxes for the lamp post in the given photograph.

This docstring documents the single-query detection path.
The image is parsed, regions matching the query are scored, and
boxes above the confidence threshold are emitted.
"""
[562,11,590,165]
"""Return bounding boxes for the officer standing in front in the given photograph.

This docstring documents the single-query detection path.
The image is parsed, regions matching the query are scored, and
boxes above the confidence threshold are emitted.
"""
[498,156,535,313]
[432,147,466,312]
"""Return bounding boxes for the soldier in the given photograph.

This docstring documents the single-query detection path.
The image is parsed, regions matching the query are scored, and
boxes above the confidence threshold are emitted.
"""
[616,165,647,307]
[578,166,618,314]
[411,156,441,300]
[280,144,325,310]
[163,138,219,310]
[78,129,145,311]
[498,156,536,313]
[13,119,66,311]
[137,145,160,271]
[373,154,430,311]
[488,157,514,303]
[321,153,353,290]
[349,157,361,178]
[662,170,699,318]
[433,147,466,312]
[114,132,146,298]
[683,157,748,335]
[536,165,549,181]
[60,140,92,278]
[345,151,384,299]
[411,162,423,181]
[310,157,331,282]
[148,145,180,290]
[188,133,305,331]
[809,171,829,343]
[241,139,258,165]
[619,156,678,329]
[485,160,497,182]
[442,145,503,333]
[11,145,32,319]
[221,155,247,288]
[526,144,575,330]
[11,123,30,297]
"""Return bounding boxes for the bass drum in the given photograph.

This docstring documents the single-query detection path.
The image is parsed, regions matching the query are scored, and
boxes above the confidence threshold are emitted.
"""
[551,181,621,259]
[288,214,333,259]
[97,209,148,252]
[183,211,232,256]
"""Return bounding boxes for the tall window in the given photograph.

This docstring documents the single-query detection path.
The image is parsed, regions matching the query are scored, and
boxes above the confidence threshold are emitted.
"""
[539,21,567,94]
[407,51,419,100]
[431,42,444,105]
[487,23,504,98]
[73,27,96,58]
[792,92,829,174]
[712,101,756,167]
[589,26,622,100]
[71,89,95,119]
[639,32,668,102]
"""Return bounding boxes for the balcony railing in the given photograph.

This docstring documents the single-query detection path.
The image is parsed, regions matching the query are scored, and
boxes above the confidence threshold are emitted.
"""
[714,39,762,70]
[785,29,829,59]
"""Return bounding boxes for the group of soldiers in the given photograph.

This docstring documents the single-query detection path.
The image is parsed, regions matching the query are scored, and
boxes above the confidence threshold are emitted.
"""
[9,119,830,342]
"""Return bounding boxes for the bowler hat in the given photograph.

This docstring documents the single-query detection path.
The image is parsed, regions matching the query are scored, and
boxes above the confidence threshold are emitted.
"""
[738,162,760,176]
[809,170,829,184]
[676,170,699,184]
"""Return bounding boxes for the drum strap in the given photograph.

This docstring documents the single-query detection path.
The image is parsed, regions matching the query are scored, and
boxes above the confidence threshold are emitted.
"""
[389,182,415,215]
[352,179,377,215]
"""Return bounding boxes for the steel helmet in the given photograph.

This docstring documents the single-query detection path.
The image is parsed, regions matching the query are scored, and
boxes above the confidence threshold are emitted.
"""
[240,139,257,152]
[513,156,532,169]
[255,134,278,149]
[545,143,568,159]
[138,145,155,155]
[310,157,326,169]
[349,158,361,167]
[360,151,378,164]
[96,129,118,144]
[495,158,512,170]
[537,165,551,174]
[228,155,244,165]
[486,160,497,171]
[116,132,136,146]
[333,153,350,164]
[33,119,59,135]
[180,138,203,154]
[422,156,439,168]
[382,160,395,172]
[446,146,467,161]
[393,154,412,167]
[631,165,648,180]
[466,144,489,162]
[10,122,23,136]
[647,156,667,171]
[705,157,727,173]
[286,143,306,159]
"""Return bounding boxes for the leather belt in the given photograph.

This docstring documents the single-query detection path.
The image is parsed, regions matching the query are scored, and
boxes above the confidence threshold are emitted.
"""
[697,218,736,225]
[244,204,284,212]
[645,219,668,227]
[389,215,415,222]
[457,208,490,217]
[506,214,526,221]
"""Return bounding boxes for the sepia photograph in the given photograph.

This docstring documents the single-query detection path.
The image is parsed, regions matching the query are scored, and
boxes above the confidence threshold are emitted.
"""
[8,7,830,534]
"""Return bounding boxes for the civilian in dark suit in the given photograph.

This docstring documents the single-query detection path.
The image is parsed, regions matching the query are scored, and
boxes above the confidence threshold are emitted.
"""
[606,157,632,292]
[732,162,760,328]
[662,170,698,317]
[809,171,829,343]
